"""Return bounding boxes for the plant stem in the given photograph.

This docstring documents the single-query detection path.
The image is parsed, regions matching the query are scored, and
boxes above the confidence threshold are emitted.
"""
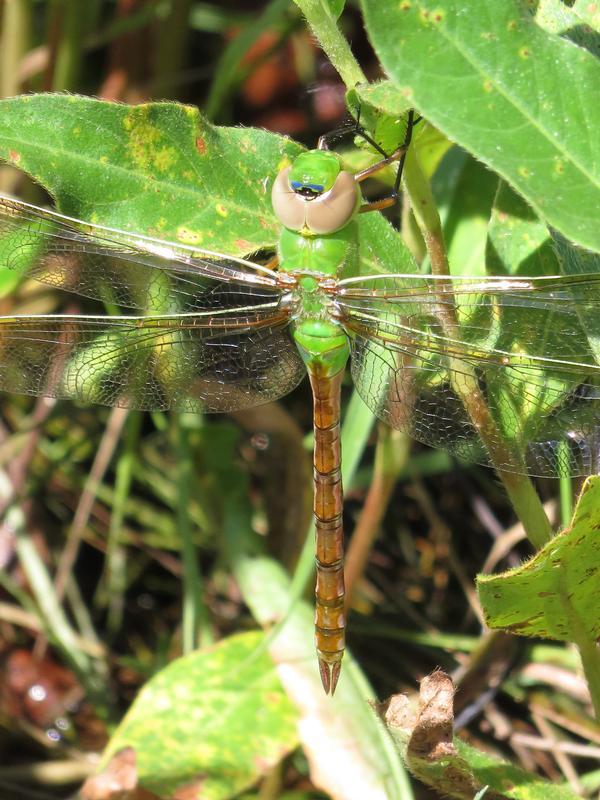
[402,148,552,549]
[344,426,409,608]
[0,0,32,98]
[49,0,87,90]
[176,417,204,653]
[103,410,142,634]
[578,638,600,721]
[293,0,366,87]
[153,0,193,97]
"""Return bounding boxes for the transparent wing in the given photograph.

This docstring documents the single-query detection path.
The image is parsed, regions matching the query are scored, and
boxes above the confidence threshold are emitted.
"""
[0,309,304,413]
[336,273,600,477]
[0,193,284,312]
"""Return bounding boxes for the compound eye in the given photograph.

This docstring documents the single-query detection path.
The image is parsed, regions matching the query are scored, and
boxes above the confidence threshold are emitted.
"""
[271,167,305,231]
[305,170,359,235]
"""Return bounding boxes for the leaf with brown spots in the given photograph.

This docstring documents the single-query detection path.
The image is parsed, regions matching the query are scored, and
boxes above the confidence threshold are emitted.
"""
[99,631,298,800]
[477,475,600,643]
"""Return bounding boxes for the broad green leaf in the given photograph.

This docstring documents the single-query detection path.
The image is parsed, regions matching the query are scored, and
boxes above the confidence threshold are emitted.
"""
[383,672,581,800]
[484,183,595,446]
[347,84,451,179]
[439,152,498,277]
[104,631,299,799]
[486,182,557,279]
[535,0,600,55]
[359,212,418,276]
[360,0,600,252]
[573,0,600,29]
[0,94,416,279]
[477,476,600,642]
[0,93,301,258]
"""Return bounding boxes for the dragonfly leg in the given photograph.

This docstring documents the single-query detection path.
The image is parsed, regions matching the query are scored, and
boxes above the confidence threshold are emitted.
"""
[264,254,279,270]
[356,109,418,214]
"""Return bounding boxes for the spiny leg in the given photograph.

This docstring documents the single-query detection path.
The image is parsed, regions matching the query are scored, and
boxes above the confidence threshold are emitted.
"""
[354,109,419,214]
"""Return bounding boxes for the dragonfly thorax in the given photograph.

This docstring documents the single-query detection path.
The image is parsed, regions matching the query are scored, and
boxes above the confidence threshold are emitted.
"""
[272,150,361,236]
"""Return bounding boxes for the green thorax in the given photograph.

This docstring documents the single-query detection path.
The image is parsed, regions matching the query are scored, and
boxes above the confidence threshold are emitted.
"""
[292,275,350,377]
[278,222,359,278]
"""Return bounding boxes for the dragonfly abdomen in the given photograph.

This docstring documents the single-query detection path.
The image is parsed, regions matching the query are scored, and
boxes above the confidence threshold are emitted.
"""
[309,368,346,695]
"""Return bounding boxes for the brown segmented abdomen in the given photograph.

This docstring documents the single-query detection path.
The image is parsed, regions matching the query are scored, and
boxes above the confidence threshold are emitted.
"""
[308,367,346,695]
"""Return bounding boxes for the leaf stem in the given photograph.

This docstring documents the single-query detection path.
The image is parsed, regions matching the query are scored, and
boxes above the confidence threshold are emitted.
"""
[176,417,205,654]
[49,0,87,90]
[102,410,141,635]
[578,638,600,721]
[344,426,410,608]
[0,0,31,99]
[402,148,553,549]
[292,0,366,87]
[153,0,193,97]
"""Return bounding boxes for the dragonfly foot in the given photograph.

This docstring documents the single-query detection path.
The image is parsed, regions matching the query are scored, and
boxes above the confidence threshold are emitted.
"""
[318,657,342,695]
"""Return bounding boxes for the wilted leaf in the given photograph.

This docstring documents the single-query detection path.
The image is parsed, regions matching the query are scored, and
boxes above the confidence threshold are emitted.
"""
[382,671,581,799]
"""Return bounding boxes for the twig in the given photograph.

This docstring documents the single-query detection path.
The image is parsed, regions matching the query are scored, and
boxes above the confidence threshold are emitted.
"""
[402,148,553,550]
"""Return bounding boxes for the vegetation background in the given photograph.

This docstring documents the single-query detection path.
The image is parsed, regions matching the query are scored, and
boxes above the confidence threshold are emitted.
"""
[0,1,598,799]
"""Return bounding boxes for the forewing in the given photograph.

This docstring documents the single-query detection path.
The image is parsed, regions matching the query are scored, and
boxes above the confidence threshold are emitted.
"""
[338,273,600,477]
[0,310,304,413]
[0,194,280,312]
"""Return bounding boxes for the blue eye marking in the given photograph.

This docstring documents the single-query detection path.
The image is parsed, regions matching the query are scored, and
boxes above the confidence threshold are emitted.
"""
[291,181,324,192]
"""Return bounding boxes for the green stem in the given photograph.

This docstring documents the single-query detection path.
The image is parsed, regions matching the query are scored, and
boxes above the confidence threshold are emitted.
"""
[578,638,600,721]
[292,0,366,87]
[344,426,409,606]
[402,148,552,549]
[50,0,87,90]
[176,417,205,653]
[153,0,193,97]
[0,0,32,98]
[103,410,141,635]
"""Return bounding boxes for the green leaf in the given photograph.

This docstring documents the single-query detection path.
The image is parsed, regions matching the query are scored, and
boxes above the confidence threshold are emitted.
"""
[348,80,412,119]
[573,0,600,29]
[104,631,299,799]
[534,0,600,56]
[439,151,498,277]
[0,94,417,281]
[477,476,600,642]
[0,93,301,258]
[360,0,600,252]
[358,212,418,276]
[326,0,346,19]
[486,181,558,279]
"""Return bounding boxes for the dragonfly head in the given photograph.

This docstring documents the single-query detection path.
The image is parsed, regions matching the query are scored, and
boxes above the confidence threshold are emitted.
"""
[272,150,361,235]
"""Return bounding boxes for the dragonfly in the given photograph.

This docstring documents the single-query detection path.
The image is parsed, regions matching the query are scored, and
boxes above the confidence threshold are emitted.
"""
[0,119,599,695]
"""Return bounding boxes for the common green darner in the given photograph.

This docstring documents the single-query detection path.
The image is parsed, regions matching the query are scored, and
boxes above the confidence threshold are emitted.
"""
[0,121,599,696]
